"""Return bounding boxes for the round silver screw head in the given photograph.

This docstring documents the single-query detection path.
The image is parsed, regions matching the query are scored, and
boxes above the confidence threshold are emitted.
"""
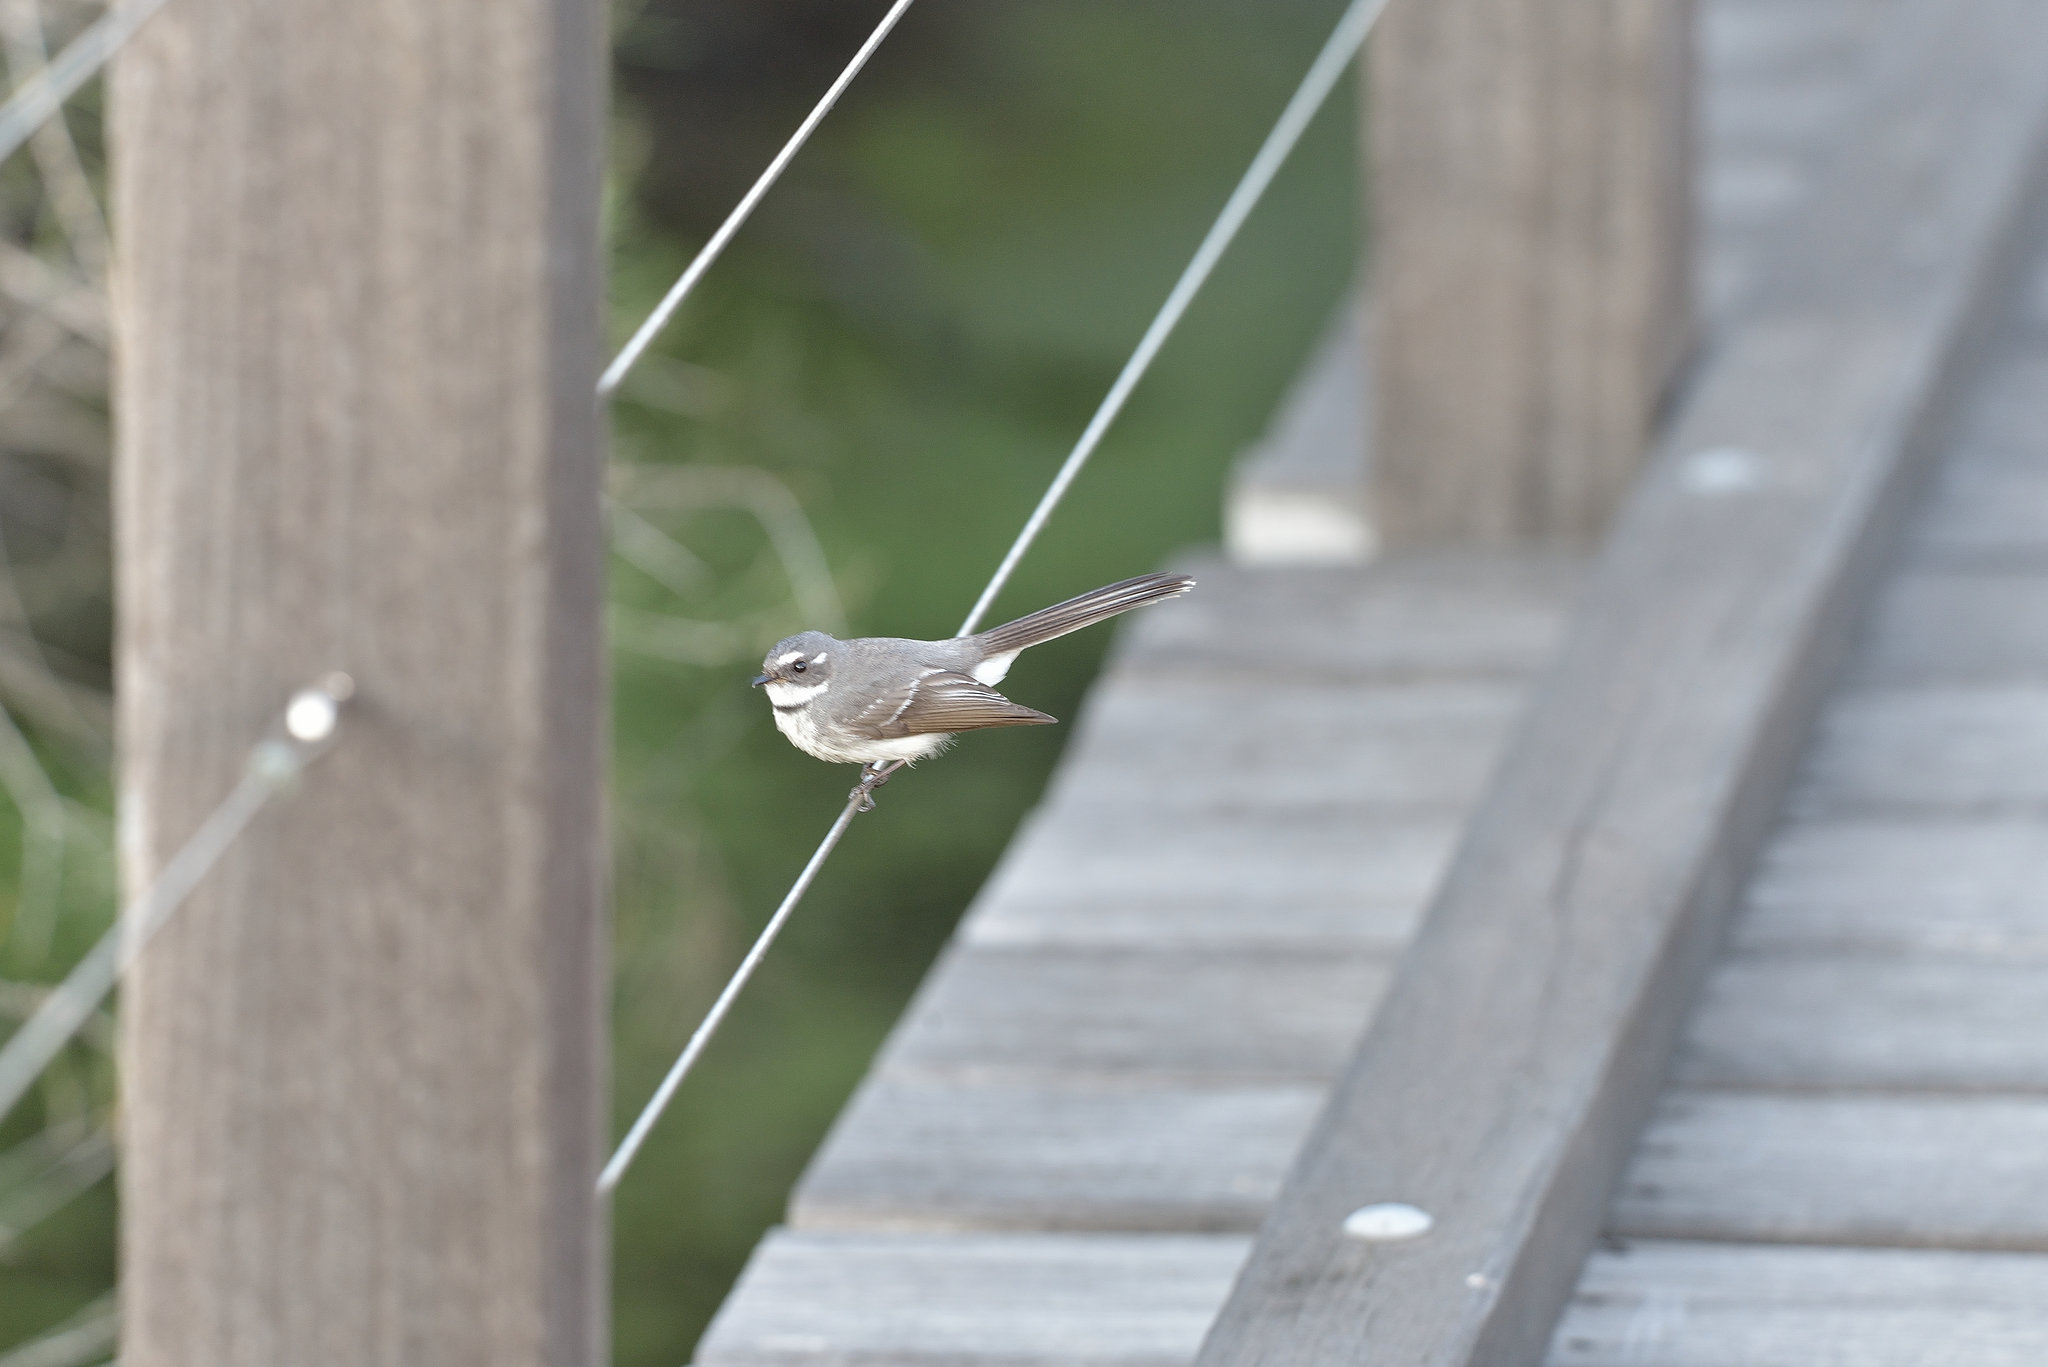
[1342,1202,1434,1242]
[1682,445,1764,495]
[286,689,341,743]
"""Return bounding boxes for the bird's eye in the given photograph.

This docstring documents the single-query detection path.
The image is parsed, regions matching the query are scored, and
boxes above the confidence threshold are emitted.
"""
[791,660,807,673]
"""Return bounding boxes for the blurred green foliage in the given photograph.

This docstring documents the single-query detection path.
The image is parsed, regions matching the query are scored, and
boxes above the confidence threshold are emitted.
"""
[605,2,1356,1360]
[0,2,1357,1363]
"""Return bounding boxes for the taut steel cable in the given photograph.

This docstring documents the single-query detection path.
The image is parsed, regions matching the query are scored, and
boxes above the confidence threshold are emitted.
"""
[0,676,353,1128]
[0,0,174,169]
[597,0,919,398]
[600,0,1398,1194]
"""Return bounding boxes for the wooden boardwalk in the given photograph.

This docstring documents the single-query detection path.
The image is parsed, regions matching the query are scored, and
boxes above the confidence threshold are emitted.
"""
[701,558,1574,1363]
[696,1,2048,1362]
[1549,185,2048,1367]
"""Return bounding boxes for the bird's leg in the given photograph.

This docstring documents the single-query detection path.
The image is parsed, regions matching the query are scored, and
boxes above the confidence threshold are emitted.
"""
[849,759,908,812]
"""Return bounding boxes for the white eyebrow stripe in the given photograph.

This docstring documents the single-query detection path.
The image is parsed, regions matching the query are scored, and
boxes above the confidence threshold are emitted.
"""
[778,650,804,665]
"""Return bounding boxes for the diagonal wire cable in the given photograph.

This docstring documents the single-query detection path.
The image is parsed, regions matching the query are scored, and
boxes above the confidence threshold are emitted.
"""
[599,0,1395,1195]
[0,674,353,1128]
[957,0,1391,636]
[597,795,861,1193]
[1,0,113,281]
[597,0,917,399]
[0,0,173,171]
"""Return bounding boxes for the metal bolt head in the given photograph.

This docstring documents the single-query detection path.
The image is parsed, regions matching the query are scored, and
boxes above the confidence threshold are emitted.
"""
[286,689,341,743]
[1342,1202,1434,1242]
[1681,445,1764,495]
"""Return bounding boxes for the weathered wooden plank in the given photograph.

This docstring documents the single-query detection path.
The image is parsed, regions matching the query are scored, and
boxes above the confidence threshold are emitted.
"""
[1368,0,1692,546]
[112,1,606,1363]
[791,1079,1320,1234]
[696,1231,1251,1367]
[1797,685,2048,814]
[1047,679,1523,816]
[1914,455,2048,562]
[1700,0,1901,315]
[2027,248,2048,328]
[1850,568,2048,685]
[1736,818,2048,956]
[1547,1239,2048,1367]
[1197,2,2048,1360]
[962,809,1454,951]
[1677,951,2048,1089]
[1612,1090,2048,1248]
[1114,555,1577,682]
[1910,351,2048,557]
[879,947,1389,1085]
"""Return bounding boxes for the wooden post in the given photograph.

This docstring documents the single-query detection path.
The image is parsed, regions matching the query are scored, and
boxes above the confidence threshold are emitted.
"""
[1367,0,1693,547]
[110,1,606,1364]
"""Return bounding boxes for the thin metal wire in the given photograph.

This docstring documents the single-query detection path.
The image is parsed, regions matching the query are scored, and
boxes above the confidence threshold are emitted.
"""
[0,675,353,1128]
[596,0,917,398]
[2,0,113,281]
[959,0,1392,637]
[597,790,864,1193]
[598,0,1394,1194]
[0,0,173,171]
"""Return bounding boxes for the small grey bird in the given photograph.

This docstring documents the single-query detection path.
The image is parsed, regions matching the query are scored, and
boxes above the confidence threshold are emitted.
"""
[753,572,1195,790]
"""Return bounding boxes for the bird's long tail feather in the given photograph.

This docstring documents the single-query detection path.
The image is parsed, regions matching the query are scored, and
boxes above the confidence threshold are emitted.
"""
[972,572,1195,655]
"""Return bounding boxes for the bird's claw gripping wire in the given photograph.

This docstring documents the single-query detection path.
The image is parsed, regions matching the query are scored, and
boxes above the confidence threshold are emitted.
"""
[849,759,906,812]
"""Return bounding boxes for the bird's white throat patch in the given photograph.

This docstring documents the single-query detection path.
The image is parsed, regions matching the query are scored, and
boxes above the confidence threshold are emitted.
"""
[764,677,829,707]
[765,672,827,705]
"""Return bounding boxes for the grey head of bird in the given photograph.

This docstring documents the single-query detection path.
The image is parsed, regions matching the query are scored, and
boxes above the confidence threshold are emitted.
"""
[752,631,840,691]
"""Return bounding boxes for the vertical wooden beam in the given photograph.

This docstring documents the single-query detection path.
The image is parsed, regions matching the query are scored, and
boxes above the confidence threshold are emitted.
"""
[1368,0,1693,547]
[110,0,606,1363]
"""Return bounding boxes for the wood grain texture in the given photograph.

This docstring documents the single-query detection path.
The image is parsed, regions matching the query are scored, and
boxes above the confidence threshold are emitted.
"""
[1046,678,1524,816]
[1735,818,2048,956]
[953,555,1574,950]
[878,946,1391,1085]
[962,808,1455,951]
[1849,567,2048,685]
[1112,553,1579,682]
[791,1078,1321,1233]
[1909,351,2048,559]
[697,1231,1251,1367]
[1697,0,1904,317]
[1547,1239,2048,1367]
[1368,0,1693,546]
[1612,1090,2048,1248]
[111,2,606,1364]
[1677,952,2048,1089]
[1197,1,2048,1360]
[1796,685,2048,814]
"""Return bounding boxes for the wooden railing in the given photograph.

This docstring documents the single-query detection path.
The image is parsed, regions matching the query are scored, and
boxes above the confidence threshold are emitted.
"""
[1197,0,2048,1361]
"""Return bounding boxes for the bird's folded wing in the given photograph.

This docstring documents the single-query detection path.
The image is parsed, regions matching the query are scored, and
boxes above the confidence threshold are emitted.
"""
[854,670,1056,738]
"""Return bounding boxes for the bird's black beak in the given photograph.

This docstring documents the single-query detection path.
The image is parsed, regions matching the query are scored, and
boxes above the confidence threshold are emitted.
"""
[751,673,771,688]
